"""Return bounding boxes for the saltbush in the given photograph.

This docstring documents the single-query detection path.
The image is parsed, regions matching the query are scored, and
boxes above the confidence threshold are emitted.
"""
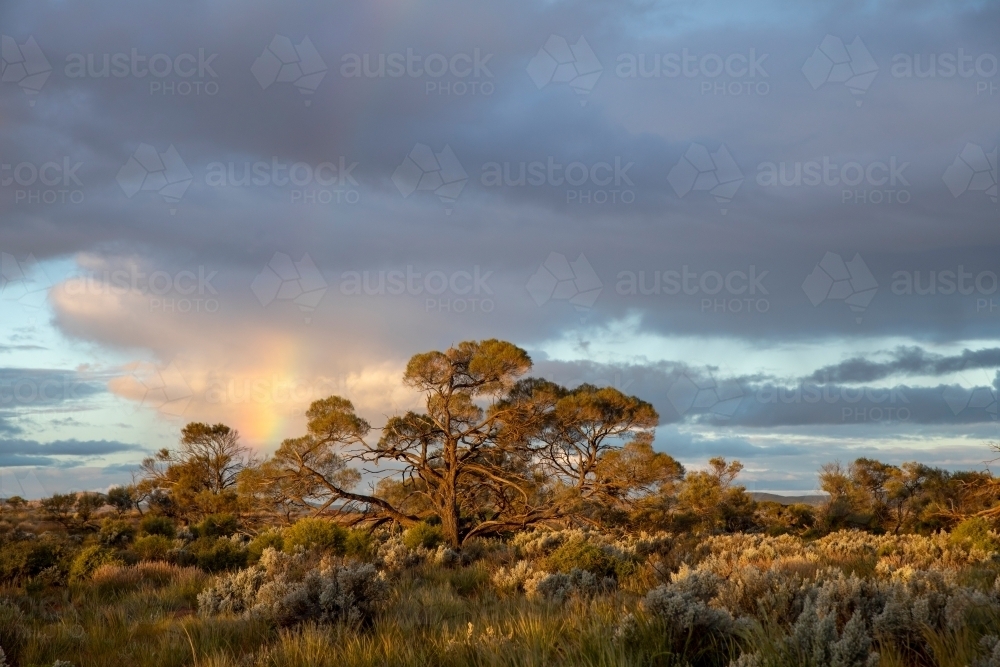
[198,547,388,627]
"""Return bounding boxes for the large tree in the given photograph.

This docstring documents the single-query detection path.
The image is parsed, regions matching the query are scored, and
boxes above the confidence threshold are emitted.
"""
[262,339,671,547]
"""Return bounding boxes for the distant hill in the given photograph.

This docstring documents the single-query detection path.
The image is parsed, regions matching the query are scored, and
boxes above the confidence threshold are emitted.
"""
[750,492,829,507]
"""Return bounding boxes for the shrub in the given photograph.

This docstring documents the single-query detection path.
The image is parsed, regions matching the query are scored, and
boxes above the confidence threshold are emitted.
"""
[198,547,388,627]
[545,538,621,579]
[402,522,444,550]
[492,560,537,594]
[375,534,420,570]
[525,568,615,602]
[196,514,239,539]
[283,518,347,554]
[247,530,284,562]
[345,528,374,558]
[950,517,1000,553]
[190,537,248,573]
[132,534,173,561]
[139,515,176,538]
[0,539,61,582]
[99,518,136,547]
[69,545,123,583]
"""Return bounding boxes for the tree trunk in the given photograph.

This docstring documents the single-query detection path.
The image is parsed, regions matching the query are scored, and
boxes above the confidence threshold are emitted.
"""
[440,494,461,549]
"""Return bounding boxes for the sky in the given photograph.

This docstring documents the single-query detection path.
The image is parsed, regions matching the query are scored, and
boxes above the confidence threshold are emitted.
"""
[0,0,998,498]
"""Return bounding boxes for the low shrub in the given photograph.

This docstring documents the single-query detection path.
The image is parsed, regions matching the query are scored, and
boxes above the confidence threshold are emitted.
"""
[544,538,621,579]
[950,517,1000,553]
[525,568,616,602]
[402,522,444,550]
[195,514,239,539]
[99,518,136,547]
[247,529,284,562]
[345,528,374,558]
[139,515,176,538]
[190,537,248,573]
[132,534,173,561]
[283,518,347,554]
[69,545,123,583]
[198,547,388,627]
[0,538,62,582]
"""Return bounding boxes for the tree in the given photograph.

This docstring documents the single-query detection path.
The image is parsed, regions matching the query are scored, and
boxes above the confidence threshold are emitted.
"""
[138,423,256,521]
[885,462,928,534]
[261,339,667,548]
[676,457,752,533]
[539,384,670,513]
[107,485,138,516]
[75,492,106,524]
[41,493,77,527]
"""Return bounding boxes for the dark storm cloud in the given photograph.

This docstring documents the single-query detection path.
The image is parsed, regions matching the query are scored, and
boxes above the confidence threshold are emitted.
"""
[1,0,998,492]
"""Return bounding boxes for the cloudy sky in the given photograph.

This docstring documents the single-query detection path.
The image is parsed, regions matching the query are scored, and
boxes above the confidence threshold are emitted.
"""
[1,0,998,497]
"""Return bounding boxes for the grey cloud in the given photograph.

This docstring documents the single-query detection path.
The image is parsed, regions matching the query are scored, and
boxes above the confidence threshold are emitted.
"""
[806,347,1000,383]
[0,439,139,456]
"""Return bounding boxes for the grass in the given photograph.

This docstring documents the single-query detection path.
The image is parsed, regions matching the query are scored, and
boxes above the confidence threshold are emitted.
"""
[5,566,689,667]
[3,528,1000,666]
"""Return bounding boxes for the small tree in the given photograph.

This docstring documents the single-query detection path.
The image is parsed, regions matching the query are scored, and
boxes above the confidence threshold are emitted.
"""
[138,423,257,521]
[107,485,137,516]
[75,492,106,524]
[41,493,77,527]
